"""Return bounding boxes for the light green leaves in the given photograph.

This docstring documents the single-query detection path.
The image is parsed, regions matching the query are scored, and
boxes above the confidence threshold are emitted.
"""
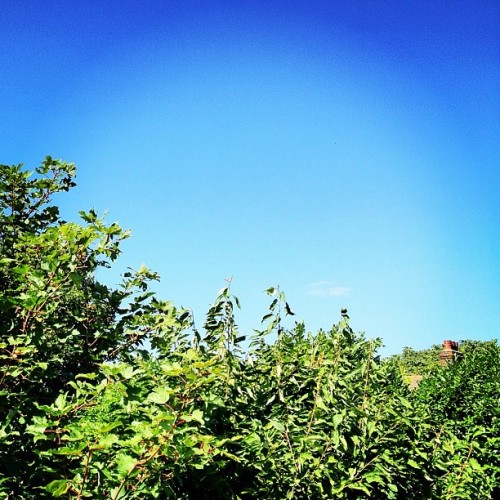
[45,479,70,496]
[147,387,172,405]
[115,453,137,476]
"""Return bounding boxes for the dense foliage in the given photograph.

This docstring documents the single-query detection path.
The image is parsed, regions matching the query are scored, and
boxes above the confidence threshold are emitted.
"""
[1,159,499,498]
[387,345,443,377]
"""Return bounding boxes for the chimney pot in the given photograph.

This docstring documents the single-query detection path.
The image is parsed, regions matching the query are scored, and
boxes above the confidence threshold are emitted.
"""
[440,340,460,365]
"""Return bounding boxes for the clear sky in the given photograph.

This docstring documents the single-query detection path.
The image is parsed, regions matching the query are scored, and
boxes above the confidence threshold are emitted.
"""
[1,1,499,355]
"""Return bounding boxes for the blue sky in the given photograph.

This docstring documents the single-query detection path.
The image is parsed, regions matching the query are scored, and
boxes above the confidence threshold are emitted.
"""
[1,1,499,354]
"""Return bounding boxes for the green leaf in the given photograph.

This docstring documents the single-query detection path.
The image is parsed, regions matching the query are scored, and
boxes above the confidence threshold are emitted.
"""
[116,453,137,476]
[147,387,171,405]
[332,413,343,427]
[268,419,285,432]
[55,444,86,456]
[97,421,123,434]
[54,394,67,412]
[243,432,262,452]
[75,372,98,380]
[364,472,385,484]
[349,483,371,495]
[190,409,204,425]
[120,365,139,380]
[45,479,70,496]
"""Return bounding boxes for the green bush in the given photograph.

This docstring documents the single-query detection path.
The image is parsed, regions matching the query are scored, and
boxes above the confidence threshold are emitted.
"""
[1,159,498,498]
[387,345,442,377]
[412,340,500,498]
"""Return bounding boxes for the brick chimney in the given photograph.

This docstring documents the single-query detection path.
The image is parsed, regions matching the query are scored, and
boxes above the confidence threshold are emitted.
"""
[439,340,460,365]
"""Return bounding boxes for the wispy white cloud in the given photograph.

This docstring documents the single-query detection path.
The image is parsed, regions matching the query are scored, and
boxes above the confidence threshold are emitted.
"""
[306,281,350,297]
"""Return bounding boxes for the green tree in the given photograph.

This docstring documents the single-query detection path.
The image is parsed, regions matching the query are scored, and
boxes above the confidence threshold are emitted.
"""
[0,158,175,496]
